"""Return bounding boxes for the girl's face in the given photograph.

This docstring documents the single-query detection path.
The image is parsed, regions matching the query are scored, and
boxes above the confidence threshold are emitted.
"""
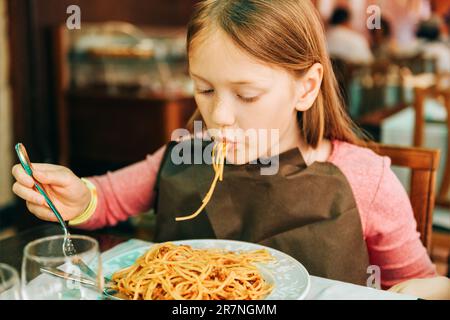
[189,29,306,164]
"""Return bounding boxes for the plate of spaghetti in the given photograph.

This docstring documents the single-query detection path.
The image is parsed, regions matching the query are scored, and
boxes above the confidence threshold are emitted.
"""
[101,239,310,300]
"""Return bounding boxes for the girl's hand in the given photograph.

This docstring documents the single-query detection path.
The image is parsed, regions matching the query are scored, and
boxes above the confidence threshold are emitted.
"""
[11,163,91,222]
[388,276,450,300]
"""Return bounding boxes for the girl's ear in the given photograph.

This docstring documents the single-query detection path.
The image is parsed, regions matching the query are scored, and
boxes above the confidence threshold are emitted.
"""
[294,63,324,112]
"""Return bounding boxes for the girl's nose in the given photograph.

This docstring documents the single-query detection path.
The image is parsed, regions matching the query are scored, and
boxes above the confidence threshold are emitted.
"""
[211,97,235,127]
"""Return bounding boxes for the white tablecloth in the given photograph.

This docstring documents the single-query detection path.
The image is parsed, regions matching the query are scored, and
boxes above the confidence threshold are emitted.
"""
[306,276,416,300]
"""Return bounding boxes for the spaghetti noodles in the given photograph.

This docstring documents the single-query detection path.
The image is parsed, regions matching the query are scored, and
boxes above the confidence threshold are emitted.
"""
[111,242,274,300]
[175,141,227,221]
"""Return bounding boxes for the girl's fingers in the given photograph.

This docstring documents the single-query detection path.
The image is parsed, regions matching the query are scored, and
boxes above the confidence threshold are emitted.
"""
[12,182,46,205]
[387,281,407,293]
[31,163,64,171]
[387,285,400,293]
[11,164,35,188]
[26,201,58,222]
[33,167,71,187]
[12,162,71,187]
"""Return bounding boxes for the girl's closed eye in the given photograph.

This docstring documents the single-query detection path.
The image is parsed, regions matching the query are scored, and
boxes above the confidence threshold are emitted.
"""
[235,89,265,103]
[197,88,214,94]
[237,94,259,103]
[196,89,259,103]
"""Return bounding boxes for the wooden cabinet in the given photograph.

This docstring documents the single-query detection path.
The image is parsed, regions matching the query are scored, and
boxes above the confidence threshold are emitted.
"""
[65,91,196,176]
[53,24,197,177]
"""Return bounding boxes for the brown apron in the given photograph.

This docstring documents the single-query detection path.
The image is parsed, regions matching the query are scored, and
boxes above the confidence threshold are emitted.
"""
[153,139,370,285]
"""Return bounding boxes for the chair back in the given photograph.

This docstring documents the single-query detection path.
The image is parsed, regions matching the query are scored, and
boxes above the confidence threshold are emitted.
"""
[368,143,440,252]
[412,74,450,204]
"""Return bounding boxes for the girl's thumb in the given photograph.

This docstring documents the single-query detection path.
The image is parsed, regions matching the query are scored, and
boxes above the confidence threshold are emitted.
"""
[33,169,65,186]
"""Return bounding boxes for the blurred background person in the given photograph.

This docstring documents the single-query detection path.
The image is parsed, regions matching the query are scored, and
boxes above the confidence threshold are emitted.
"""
[416,17,450,73]
[445,9,450,43]
[326,6,374,65]
[369,17,396,62]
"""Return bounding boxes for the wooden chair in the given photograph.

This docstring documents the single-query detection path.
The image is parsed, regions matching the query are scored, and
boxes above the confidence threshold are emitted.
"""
[407,74,450,274]
[368,143,440,252]
[434,89,450,205]
[412,75,450,204]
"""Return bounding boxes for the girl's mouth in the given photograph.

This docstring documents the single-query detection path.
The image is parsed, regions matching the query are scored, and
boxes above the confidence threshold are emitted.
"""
[215,137,238,146]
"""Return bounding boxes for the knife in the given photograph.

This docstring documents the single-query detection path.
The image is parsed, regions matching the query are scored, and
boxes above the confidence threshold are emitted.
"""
[40,267,115,289]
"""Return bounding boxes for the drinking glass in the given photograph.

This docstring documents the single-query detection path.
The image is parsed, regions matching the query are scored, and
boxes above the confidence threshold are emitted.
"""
[21,235,103,300]
[0,263,21,300]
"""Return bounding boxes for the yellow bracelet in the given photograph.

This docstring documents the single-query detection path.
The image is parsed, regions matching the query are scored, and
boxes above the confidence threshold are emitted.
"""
[69,178,98,226]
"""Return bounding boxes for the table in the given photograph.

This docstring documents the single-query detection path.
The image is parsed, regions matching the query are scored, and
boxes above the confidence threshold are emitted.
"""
[0,224,417,300]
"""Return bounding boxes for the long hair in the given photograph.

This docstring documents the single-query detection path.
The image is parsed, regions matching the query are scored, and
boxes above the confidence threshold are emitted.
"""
[186,0,365,147]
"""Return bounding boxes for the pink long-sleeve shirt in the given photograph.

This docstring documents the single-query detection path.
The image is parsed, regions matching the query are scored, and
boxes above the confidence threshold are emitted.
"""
[76,140,437,288]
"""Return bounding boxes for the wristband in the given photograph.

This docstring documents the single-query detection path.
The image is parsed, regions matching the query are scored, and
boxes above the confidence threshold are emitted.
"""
[69,178,98,226]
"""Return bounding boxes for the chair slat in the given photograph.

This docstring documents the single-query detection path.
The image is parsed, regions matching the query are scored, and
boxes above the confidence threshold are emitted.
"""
[369,144,440,170]
[369,143,440,253]
[410,170,435,251]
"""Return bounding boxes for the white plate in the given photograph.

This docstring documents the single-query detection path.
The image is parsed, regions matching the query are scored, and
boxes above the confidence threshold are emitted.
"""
[102,239,311,300]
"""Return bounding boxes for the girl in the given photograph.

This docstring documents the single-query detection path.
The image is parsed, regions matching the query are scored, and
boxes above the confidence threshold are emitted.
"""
[12,0,444,297]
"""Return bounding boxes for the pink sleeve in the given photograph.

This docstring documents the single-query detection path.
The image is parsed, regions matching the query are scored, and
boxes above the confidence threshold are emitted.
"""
[73,146,166,230]
[330,141,437,289]
[365,156,437,289]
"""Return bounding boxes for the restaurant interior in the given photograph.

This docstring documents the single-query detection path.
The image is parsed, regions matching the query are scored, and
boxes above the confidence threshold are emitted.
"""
[0,0,449,300]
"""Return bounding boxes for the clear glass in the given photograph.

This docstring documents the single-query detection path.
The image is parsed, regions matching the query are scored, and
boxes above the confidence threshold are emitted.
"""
[21,235,103,300]
[0,263,21,300]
